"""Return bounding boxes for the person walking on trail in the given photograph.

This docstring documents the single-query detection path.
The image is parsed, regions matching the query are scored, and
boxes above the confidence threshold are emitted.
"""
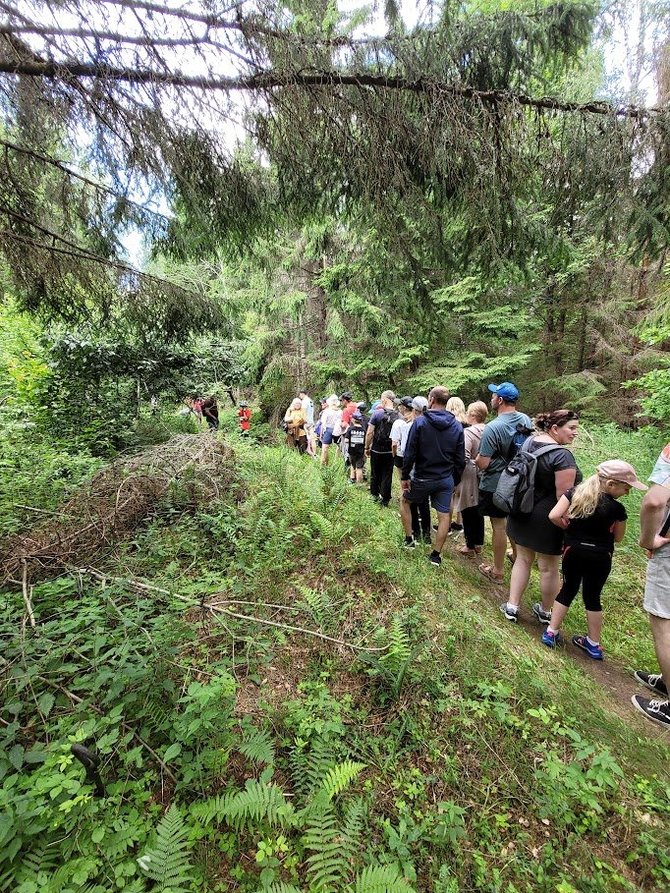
[365,390,398,506]
[319,395,343,467]
[201,395,219,430]
[299,389,314,430]
[344,410,367,484]
[500,409,581,624]
[284,398,308,452]
[237,401,251,436]
[408,395,432,544]
[400,386,465,565]
[633,443,670,728]
[391,397,415,484]
[456,401,488,559]
[475,382,531,584]
[544,460,645,657]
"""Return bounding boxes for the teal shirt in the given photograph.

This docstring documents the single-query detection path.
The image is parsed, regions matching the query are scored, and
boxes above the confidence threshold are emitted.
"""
[478,411,533,492]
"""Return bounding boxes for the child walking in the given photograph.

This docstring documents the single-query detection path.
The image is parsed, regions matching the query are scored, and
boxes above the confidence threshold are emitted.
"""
[544,460,647,659]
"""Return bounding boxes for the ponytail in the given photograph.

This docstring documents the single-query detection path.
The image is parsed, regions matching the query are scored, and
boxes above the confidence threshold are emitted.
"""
[568,474,603,519]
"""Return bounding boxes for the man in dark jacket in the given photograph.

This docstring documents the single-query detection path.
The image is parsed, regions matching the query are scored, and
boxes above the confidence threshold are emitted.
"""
[401,386,465,565]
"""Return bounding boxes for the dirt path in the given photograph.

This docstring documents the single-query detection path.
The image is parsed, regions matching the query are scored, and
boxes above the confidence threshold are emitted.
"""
[444,544,669,742]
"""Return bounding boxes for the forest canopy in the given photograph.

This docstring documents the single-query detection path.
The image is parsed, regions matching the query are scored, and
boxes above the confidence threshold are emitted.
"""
[0,0,668,427]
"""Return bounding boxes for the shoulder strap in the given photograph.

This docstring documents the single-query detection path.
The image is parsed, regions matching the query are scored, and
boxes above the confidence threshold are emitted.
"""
[527,443,565,459]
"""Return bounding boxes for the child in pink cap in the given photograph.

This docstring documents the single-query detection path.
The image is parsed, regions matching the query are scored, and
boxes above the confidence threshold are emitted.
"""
[545,460,647,659]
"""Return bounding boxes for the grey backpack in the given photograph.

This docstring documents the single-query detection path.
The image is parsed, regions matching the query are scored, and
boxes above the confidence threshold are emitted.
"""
[492,442,563,517]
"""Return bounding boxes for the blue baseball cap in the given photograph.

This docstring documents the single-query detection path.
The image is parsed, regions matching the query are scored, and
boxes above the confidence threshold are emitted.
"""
[488,382,519,401]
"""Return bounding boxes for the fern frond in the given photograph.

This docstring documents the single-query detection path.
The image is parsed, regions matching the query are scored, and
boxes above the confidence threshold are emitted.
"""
[15,840,60,884]
[190,794,227,825]
[290,736,337,801]
[255,884,303,893]
[238,727,275,765]
[321,761,366,800]
[341,797,366,854]
[302,803,351,891]
[220,779,294,831]
[137,804,192,893]
[352,864,414,893]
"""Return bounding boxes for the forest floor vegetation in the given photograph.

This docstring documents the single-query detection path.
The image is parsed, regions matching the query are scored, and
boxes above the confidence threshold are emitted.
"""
[1,424,669,893]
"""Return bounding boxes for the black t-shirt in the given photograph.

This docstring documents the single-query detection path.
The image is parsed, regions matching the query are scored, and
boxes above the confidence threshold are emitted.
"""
[524,437,581,501]
[564,490,627,550]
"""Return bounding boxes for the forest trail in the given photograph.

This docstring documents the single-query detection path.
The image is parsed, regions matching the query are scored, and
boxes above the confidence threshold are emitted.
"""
[441,546,668,741]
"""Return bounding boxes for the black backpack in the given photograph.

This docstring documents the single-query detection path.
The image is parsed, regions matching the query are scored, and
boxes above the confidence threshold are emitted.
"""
[493,442,563,517]
[371,409,399,452]
[507,423,534,459]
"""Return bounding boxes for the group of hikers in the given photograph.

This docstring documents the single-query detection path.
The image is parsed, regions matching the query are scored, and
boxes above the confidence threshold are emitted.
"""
[183,395,252,436]
[282,382,670,730]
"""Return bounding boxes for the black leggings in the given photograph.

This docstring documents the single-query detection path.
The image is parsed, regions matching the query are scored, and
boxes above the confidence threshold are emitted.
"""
[411,501,431,537]
[461,504,485,549]
[555,544,612,613]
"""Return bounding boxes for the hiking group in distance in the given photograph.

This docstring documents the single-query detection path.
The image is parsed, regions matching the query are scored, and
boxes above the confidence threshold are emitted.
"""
[281,381,670,732]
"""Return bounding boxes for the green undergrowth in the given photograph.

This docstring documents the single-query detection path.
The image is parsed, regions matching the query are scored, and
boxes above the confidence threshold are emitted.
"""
[1,433,669,893]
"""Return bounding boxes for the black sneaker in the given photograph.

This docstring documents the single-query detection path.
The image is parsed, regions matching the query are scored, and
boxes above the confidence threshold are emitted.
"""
[634,671,668,697]
[447,523,463,536]
[631,695,670,729]
[404,536,416,549]
[429,551,442,566]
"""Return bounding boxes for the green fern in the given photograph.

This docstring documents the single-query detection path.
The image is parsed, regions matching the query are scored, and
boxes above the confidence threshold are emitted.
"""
[220,779,294,831]
[137,804,192,893]
[238,726,275,765]
[290,736,338,801]
[351,864,414,893]
[320,760,366,800]
[341,797,366,853]
[302,803,352,891]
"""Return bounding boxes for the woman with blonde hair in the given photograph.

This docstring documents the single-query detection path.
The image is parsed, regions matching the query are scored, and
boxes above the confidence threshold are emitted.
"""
[319,395,342,466]
[283,398,308,452]
[446,396,468,426]
[544,460,646,658]
[457,401,488,557]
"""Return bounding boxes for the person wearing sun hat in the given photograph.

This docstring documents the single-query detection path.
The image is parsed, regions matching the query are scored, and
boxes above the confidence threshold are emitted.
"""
[545,458,647,660]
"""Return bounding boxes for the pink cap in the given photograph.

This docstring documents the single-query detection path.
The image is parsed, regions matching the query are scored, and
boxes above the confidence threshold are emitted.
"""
[597,460,648,491]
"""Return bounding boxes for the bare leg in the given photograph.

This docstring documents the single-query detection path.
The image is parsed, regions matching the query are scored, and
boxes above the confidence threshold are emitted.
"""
[490,517,507,577]
[434,510,451,554]
[507,545,535,608]
[649,614,670,684]
[537,553,561,612]
[400,495,414,537]
[586,610,603,644]
[549,601,569,632]
[320,443,329,466]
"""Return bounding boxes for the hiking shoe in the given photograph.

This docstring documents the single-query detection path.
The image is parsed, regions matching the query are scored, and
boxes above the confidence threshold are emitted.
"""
[572,635,604,660]
[404,536,416,549]
[429,551,442,566]
[447,522,463,536]
[499,602,519,623]
[634,671,668,697]
[541,629,561,648]
[532,603,552,625]
[631,695,670,729]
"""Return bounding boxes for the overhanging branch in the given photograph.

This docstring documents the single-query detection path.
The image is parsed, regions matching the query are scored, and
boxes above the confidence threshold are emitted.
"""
[0,60,660,118]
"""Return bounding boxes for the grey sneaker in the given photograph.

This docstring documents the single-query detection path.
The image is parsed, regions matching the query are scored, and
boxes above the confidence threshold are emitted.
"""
[631,695,670,729]
[634,671,668,697]
[500,602,519,623]
[532,603,552,625]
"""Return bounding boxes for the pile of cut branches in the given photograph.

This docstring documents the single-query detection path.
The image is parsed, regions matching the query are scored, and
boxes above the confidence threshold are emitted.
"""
[0,434,237,583]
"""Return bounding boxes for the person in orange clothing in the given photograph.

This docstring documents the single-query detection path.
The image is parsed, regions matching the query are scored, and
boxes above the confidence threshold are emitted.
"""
[238,401,251,437]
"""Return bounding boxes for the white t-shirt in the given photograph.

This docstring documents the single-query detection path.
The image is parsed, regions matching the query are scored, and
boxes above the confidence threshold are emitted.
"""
[301,397,314,426]
[321,408,343,434]
[390,418,413,457]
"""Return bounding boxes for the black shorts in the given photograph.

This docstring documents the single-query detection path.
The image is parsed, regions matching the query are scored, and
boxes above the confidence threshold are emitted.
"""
[393,456,403,469]
[349,448,365,469]
[478,489,507,519]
